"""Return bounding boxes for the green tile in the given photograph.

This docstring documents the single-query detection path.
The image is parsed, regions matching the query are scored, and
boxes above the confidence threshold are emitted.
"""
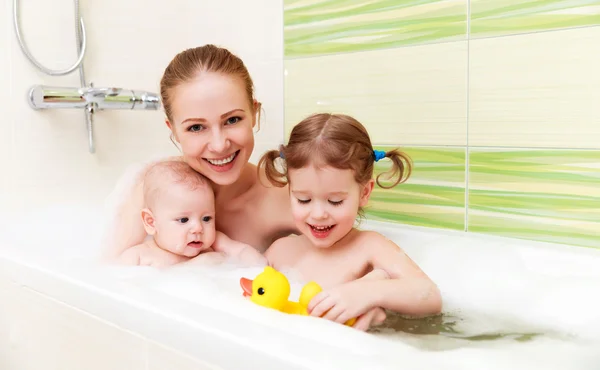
[468,149,600,248]
[284,0,467,58]
[366,147,466,231]
[471,0,600,38]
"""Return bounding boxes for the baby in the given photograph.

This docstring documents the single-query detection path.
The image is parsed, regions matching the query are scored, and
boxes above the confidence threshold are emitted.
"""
[118,160,267,267]
[258,113,442,329]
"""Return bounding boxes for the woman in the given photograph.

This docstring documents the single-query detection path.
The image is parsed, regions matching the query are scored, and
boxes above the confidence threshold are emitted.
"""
[105,45,297,260]
[104,44,385,330]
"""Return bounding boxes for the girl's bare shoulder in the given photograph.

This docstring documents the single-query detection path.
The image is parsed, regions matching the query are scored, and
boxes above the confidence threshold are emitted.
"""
[265,234,308,267]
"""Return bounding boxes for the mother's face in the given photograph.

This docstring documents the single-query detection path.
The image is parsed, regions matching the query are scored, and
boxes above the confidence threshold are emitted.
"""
[166,72,257,186]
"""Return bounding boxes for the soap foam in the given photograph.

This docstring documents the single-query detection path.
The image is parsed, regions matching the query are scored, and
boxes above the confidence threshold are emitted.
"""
[1,206,599,369]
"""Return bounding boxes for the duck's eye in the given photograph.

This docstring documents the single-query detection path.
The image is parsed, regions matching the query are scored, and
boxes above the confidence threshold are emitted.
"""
[257,287,265,295]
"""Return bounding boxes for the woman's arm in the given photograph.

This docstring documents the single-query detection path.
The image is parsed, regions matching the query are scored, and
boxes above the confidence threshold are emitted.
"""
[101,158,180,261]
[101,178,147,261]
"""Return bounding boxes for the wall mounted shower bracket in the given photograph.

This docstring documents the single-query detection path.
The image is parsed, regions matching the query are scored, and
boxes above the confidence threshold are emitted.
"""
[28,84,161,153]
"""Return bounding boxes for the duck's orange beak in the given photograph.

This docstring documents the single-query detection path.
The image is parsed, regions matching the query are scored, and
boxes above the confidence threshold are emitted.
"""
[240,277,253,297]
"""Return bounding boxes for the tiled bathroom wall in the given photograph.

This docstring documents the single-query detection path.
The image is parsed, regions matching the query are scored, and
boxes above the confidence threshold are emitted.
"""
[283,0,600,249]
[0,0,284,212]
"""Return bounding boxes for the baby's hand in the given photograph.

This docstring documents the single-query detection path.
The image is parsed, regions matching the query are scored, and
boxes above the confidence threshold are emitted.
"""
[212,231,267,267]
[307,281,373,327]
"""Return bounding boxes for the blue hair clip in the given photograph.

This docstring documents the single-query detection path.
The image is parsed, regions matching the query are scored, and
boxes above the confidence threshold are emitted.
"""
[279,148,285,159]
[373,149,386,162]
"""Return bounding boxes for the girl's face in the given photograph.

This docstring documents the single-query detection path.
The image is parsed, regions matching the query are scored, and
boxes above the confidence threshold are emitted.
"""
[166,72,257,186]
[287,165,374,249]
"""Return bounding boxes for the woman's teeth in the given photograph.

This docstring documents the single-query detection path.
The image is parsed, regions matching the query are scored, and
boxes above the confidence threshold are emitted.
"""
[206,152,237,166]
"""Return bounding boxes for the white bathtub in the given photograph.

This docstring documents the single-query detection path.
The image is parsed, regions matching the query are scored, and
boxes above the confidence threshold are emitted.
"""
[1,205,599,370]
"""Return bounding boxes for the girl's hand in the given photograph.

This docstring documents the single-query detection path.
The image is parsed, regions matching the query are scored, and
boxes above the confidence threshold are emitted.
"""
[307,281,375,325]
[353,307,386,331]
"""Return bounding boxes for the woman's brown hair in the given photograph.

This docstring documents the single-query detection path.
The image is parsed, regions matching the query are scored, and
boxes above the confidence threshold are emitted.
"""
[159,44,257,122]
[258,113,412,189]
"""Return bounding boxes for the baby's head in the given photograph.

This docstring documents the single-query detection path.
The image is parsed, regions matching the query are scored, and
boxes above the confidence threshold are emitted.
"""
[142,160,216,257]
[258,113,412,248]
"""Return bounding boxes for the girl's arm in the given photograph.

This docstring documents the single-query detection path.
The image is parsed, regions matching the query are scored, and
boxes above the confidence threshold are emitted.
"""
[366,232,442,316]
[308,232,441,324]
[351,276,441,317]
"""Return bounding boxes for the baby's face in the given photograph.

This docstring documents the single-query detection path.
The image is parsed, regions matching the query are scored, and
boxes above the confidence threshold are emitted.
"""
[151,183,216,257]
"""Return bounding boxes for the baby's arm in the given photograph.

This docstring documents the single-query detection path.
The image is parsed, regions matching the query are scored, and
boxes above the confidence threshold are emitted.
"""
[212,231,267,266]
[361,232,442,316]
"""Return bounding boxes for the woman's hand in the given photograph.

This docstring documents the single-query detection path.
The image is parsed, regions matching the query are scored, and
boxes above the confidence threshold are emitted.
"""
[307,280,377,326]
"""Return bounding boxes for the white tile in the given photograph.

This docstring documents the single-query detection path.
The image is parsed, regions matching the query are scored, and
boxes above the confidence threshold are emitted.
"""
[7,0,284,211]
[284,41,468,146]
[235,0,284,61]
[148,341,223,370]
[247,59,285,145]
[469,26,600,148]
[0,0,13,211]
[5,285,147,370]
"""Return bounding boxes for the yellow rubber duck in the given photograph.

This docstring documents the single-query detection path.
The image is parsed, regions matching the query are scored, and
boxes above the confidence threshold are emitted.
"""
[240,266,356,326]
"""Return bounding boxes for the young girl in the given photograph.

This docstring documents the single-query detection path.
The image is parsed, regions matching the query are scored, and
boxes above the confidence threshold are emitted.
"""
[258,113,442,326]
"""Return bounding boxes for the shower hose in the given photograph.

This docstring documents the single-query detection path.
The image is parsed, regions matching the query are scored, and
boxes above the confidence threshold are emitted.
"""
[12,0,95,152]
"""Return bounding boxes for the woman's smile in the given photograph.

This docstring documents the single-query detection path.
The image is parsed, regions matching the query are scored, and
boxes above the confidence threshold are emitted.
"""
[203,150,240,172]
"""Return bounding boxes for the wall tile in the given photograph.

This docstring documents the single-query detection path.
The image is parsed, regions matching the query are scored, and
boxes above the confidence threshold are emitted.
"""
[468,148,600,248]
[471,0,600,39]
[469,26,600,149]
[367,146,466,231]
[6,0,284,212]
[0,0,12,210]
[246,59,286,146]
[284,0,467,58]
[285,41,468,146]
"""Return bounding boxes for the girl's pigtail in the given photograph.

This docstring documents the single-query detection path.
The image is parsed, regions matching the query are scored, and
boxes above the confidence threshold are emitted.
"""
[375,149,413,189]
[257,146,288,187]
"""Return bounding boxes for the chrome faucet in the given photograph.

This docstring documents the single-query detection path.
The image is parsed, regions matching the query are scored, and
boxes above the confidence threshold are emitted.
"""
[26,84,161,153]
[28,85,161,110]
